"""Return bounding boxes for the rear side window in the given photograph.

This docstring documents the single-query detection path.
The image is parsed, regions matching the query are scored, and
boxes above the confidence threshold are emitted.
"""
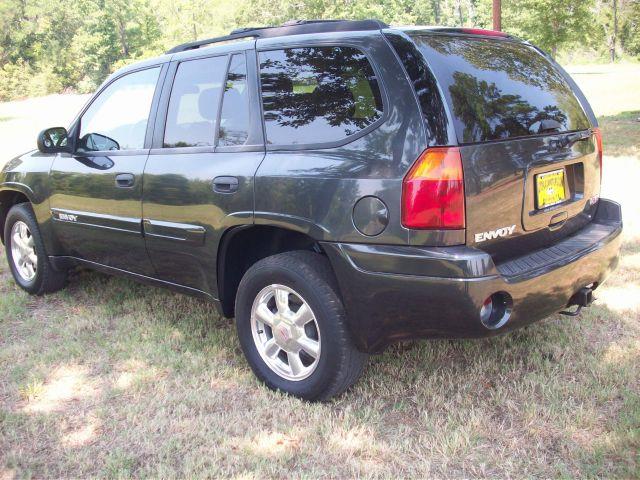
[219,53,250,146]
[410,35,590,143]
[164,56,227,148]
[259,46,383,146]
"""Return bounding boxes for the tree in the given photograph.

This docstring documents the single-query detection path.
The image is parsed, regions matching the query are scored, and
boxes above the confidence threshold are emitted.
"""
[78,0,161,87]
[503,0,595,57]
[596,0,640,61]
[620,0,640,56]
[1,0,637,102]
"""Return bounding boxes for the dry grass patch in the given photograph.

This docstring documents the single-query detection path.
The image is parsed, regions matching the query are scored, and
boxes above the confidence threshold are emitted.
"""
[1,243,638,477]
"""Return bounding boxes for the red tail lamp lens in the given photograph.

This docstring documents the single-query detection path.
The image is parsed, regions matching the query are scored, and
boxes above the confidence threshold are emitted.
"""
[402,147,465,229]
[460,28,508,37]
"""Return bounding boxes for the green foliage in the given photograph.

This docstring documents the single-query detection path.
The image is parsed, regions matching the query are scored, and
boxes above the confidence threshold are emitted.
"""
[0,0,638,101]
[234,0,493,31]
[78,0,162,89]
[621,0,640,55]
[0,60,61,100]
[503,0,595,56]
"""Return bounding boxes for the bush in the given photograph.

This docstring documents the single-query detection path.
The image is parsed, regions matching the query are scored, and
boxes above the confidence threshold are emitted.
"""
[0,60,34,101]
[0,60,64,101]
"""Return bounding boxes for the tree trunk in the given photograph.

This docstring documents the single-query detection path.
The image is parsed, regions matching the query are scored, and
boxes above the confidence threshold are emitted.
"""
[117,17,129,57]
[456,0,464,26]
[493,0,501,31]
[432,0,441,24]
[610,0,618,62]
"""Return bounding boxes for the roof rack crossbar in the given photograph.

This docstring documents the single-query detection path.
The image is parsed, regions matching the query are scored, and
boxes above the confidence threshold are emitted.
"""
[166,19,389,54]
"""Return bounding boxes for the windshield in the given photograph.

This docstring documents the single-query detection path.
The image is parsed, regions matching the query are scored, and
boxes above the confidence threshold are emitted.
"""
[410,35,591,144]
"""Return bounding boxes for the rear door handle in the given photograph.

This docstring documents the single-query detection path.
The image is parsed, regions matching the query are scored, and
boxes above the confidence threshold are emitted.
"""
[212,176,239,194]
[115,173,135,188]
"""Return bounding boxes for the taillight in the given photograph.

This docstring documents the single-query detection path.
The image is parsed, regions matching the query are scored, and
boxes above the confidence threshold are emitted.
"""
[402,147,465,229]
[593,127,603,183]
[459,28,508,37]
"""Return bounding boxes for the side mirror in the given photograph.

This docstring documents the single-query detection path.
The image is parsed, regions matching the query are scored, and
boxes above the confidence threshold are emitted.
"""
[37,127,69,153]
[79,133,120,152]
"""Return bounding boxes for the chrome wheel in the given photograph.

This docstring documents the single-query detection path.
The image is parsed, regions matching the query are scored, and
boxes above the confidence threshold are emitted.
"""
[250,284,321,381]
[10,221,37,282]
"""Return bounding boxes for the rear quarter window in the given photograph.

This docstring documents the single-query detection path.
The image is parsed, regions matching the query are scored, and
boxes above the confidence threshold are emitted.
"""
[410,35,590,143]
[258,46,383,146]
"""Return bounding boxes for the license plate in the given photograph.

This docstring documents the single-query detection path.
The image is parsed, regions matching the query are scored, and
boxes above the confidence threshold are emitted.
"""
[536,169,566,209]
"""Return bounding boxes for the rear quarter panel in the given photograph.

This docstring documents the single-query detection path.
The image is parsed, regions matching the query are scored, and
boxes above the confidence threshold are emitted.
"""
[254,32,430,246]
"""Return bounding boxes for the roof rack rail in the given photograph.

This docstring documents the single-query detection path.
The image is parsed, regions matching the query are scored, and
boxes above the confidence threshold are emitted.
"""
[167,19,388,54]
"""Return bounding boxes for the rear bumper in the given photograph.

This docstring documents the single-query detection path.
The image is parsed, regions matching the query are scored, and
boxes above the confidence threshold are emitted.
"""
[322,199,622,353]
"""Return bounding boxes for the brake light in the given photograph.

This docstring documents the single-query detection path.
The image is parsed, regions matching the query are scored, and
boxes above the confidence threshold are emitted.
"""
[459,28,508,37]
[593,127,603,183]
[402,147,465,229]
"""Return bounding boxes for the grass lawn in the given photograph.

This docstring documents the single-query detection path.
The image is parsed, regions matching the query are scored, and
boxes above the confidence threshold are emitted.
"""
[1,66,639,478]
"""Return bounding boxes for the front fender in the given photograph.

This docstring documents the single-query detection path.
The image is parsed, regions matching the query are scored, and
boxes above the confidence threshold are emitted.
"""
[0,151,59,253]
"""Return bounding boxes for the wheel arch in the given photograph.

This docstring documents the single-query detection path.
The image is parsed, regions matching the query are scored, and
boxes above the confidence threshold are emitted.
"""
[0,188,33,244]
[217,225,326,318]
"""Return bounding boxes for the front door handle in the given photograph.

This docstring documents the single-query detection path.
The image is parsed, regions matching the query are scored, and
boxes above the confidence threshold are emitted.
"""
[212,176,239,194]
[115,173,135,188]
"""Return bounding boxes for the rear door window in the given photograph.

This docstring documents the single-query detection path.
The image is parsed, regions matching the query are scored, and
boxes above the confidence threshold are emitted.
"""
[409,35,590,143]
[258,46,383,146]
[218,53,250,146]
[164,56,227,148]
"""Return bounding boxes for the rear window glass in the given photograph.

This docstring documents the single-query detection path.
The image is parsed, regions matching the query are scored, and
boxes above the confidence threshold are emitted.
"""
[259,46,383,145]
[410,35,590,143]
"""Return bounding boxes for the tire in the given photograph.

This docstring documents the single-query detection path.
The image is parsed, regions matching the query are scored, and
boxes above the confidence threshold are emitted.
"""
[4,203,67,295]
[235,251,367,401]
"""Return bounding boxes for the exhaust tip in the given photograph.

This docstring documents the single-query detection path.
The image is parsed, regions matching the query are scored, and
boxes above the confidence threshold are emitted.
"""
[480,292,513,330]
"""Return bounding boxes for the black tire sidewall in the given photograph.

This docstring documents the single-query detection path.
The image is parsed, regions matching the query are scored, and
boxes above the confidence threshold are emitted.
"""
[236,255,346,400]
[4,204,46,294]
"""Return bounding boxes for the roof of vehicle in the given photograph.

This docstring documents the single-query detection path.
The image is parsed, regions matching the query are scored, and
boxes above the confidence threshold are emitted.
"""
[165,21,518,56]
[106,20,518,83]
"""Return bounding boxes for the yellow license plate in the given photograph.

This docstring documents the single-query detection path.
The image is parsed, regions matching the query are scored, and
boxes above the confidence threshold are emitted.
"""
[536,169,566,209]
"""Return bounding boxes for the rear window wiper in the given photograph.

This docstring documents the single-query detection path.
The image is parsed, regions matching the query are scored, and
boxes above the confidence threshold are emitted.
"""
[562,130,592,148]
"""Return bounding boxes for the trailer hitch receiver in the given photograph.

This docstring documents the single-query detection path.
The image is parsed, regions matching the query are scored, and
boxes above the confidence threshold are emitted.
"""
[560,287,594,317]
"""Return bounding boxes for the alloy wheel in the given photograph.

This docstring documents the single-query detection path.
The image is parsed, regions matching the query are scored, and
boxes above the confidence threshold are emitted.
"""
[10,221,37,282]
[250,284,321,381]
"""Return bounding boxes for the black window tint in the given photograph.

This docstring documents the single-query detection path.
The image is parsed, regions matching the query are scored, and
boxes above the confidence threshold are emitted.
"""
[410,35,590,143]
[385,32,450,146]
[164,56,227,148]
[218,53,250,146]
[78,67,160,152]
[259,46,383,145]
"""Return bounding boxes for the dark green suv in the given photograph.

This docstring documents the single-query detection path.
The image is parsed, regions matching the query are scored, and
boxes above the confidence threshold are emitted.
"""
[0,20,622,400]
